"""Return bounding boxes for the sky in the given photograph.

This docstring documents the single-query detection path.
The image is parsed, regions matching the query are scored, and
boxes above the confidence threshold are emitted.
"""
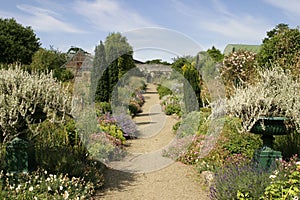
[1,0,300,62]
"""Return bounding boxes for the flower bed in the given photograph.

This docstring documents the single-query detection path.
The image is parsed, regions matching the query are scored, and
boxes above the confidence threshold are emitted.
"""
[0,169,95,199]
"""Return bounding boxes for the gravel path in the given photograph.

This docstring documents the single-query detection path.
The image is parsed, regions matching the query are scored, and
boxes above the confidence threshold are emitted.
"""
[95,84,209,200]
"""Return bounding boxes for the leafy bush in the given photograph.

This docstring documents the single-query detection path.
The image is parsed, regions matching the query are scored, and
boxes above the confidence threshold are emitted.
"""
[53,68,74,82]
[128,101,141,116]
[88,133,127,164]
[157,84,172,99]
[33,145,104,189]
[172,121,181,132]
[210,163,271,200]
[164,104,181,116]
[0,169,95,199]
[31,118,105,188]
[176,111,202,137]
[95,102,112,116]
[0,65,71,144]
[99,119,126,145]
[196,117,261,172]
[161,95,182,117]
[274,131,300,159]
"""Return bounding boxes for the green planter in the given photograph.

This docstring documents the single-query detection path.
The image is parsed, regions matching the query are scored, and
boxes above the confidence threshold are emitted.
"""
[250,117,290,170]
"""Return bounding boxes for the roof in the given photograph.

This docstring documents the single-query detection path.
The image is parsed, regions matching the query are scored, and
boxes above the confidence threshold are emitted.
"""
[223,44,261,56]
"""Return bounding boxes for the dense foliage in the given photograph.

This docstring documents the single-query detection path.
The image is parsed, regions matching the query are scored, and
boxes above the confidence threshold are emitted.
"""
[257,24,300,72]
[93,33,136,102]
[226,67,300,133]
[0,18,40,64]
[30,48,74,82]
[0,66,71,144]
[93,41,109,102]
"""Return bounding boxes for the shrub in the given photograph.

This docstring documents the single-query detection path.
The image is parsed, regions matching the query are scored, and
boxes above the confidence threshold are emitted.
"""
[196,117,261,172]
[88,133,127,164]
[226,66,300,134]
[220,50,257,94]
[31,119,105,188]
[161,94,182,117]
[0,65,71,144]
[164,104,181,116]
[95,102,112,116]
[157,84,172,99]
[128,101,141,116]
[98,113,129,143]
[274,131,300,159]
[172,121,181,132]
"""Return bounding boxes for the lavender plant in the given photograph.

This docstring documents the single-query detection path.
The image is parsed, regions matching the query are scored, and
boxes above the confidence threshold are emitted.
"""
[114,114,137,138]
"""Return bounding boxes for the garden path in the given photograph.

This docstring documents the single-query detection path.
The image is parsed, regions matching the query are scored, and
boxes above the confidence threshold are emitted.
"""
[95,83,209,200]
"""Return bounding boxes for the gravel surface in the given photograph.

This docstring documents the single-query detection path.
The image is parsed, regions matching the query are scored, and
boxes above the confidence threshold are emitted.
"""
[95,84,209,200]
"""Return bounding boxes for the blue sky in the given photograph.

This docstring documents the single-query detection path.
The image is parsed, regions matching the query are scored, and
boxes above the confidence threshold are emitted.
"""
[1,0,300,62]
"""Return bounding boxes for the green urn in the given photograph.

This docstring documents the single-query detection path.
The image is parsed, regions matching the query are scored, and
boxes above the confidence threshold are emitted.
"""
[250,117,290,170]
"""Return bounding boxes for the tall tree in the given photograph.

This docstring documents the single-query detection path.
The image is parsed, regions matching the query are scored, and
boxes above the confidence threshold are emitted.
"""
[171,57,189,74]
[30,48,73,82]
[182,62,202,111]
[92,41,109,102]
[0,18,40,64]
[104,33,134,99]
[31,48,66,72]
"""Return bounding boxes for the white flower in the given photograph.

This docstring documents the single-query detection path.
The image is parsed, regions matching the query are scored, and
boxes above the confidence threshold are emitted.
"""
[48,186,51,191]
[44,170,47,175]
[269,175,276,179]
[296,161,300,165]
[293,196,299,200]
[59,185,63,190]
[29,186,33,192]
[63,191,69,199]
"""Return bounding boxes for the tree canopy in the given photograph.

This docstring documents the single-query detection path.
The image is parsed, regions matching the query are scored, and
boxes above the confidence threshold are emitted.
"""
[30,48,74,82]
[207,46,224,63]
[257,24,300,71]
[93,33,135,102]
[0,18,40,64]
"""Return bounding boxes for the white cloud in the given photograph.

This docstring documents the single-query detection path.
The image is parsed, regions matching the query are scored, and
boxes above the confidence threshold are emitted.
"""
[16,4,84,33]
[0,4,84,33]
[264,0,300,18]
[172,0,270,44]
[200,15,268,42]
[73,0,155,32]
